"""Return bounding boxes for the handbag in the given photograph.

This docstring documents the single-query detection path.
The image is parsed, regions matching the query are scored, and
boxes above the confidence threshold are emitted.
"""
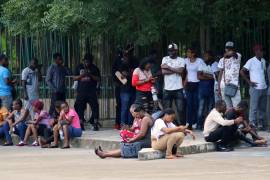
[223,59,238,97]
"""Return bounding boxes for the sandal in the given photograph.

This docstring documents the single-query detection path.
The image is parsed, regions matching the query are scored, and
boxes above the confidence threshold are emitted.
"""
[16,141,27,146]
[31,141,39,147]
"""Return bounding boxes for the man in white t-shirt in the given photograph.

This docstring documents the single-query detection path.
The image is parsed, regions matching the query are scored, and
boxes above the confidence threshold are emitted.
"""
[21,58,41,117]
[240,44,267,129]
[161,43,185,125]
[218,41,241,108]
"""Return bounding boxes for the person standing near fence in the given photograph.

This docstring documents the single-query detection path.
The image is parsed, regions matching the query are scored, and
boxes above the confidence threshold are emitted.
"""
[240,44,267,130]
[161,43,185,125]
[46,53,69,115]
[218,42,242,108]
[21,58,41,117]
[74,53,101,131]
[0,54,13,110]
[184,47,204,130]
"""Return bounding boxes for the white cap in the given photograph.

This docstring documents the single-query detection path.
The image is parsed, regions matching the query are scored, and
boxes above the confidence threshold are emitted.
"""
[225,41,234,48]
[168,43,178,50]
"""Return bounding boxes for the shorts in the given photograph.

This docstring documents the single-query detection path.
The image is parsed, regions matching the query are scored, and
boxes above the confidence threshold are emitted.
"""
[68,126,82,138]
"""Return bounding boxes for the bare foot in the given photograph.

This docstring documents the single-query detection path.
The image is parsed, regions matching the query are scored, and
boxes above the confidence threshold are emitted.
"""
[165,155,178,159]
[255,139,267,145]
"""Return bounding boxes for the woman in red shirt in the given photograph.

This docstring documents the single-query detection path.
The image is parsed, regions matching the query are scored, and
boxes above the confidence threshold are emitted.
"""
[132,57,155,113]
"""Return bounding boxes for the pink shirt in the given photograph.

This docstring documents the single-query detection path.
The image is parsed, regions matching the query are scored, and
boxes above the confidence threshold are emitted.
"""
[63,109,81,129]
[35,110,51,127]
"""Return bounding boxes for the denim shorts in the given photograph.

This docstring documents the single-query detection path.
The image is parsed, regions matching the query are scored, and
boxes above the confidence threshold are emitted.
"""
[68,126,82,138]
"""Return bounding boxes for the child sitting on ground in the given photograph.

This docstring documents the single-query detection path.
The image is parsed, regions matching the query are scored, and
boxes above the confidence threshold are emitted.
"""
[18,100,51,146]
[0,99,11,146]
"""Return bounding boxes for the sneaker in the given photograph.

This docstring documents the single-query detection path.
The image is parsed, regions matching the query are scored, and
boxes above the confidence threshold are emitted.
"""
[31,141,39,147]
[16,141,26,146]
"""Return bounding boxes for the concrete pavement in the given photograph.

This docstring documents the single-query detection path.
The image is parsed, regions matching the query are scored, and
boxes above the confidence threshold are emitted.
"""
[0,146,270,180]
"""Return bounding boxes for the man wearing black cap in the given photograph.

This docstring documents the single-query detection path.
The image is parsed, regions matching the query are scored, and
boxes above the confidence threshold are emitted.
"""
[218,41,242,108]
[74,53,101,131]
[161,43,185,125]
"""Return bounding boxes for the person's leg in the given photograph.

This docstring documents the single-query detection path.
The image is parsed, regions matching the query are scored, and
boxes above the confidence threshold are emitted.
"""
[1,95,13,110]
[192,85,199,125]
[49,92,57,115]
[95,148,122,158]
[186,90,193,126]
[2,121,12,144]
[120,91,130,126]
[197,93,206,128]
[31,124,39,143]
[163,90,173,109]
[88,94,100,130]
[249,87,260,126]
[115,86,121,126]
[75,95,87,129]
[23,125,32,144]
[266,95,270,131]
[166,132,185,158]
[174,90,184,125]
[221,86,233,108]
[52,125,59,146]
[151,135,169,152]
[62,125,69,147]
[231,89,241,108]
[16,122,27,142]
[258,90,267,129]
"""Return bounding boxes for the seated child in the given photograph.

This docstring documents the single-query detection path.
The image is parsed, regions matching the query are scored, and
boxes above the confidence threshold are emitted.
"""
[18,100,51,146]
[50,102,82,149]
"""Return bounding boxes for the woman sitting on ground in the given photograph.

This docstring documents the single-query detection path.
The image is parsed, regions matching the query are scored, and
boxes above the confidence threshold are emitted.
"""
[95,104,153,158]
[7,99,30,146]
[151,108,195,159]
[18,100,51,146]
[0,99,12,146]
[50,101,82,149]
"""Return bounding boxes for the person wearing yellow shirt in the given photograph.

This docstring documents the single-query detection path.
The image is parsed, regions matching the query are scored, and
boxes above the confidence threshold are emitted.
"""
[0,100,13,146]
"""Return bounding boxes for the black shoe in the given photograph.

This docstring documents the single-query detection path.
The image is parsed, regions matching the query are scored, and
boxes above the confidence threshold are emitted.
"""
[93,123,99,131]
[3,142,13,146]
[216,144,233,152]
[187,124,193,130]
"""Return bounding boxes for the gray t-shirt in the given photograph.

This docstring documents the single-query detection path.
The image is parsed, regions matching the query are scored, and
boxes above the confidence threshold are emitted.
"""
[21,67,39,100]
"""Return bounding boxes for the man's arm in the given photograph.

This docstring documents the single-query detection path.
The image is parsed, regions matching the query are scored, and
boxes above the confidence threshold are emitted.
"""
[13,109,30,126]
[240,68,256,87]
[198,71,214,80]
[45,66,56,91]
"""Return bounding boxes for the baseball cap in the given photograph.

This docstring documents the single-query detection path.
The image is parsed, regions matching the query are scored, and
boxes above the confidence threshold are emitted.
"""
[225,41,234,48]
[168,43,178,50]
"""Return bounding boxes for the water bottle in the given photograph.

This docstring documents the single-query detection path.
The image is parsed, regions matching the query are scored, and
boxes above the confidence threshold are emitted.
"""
[151,86,158,102]
[59,130,64,140]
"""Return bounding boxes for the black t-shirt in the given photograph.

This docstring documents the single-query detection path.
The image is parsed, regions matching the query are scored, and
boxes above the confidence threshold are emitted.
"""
[75,64,101,94]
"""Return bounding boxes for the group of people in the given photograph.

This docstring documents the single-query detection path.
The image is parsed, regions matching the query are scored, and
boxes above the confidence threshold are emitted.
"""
[0,52,102,147]
[113,42,270,133]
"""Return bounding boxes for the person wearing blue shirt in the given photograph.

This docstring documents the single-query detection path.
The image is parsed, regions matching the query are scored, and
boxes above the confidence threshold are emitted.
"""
[0,54,13,110]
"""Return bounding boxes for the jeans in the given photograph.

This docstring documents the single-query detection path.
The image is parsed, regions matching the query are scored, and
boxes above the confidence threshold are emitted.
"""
[205,125,238,146]
[186,83,199,125]
[14,122,27,141]
[249,87,267,127]
[0,121,12,143]
[134,91,153,114]
[120,90,135,125]
[163,89,184,125]
[49,92,66,115]
[75,92,99,124]
[198,92,214,127]
[115,86,121,125]
[0,95,13,110]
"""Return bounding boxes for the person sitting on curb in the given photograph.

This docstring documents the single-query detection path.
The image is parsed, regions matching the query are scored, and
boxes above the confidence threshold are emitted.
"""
[224,100,267,146]
[151,108,195,159]
[50,101,82,149]
[203,100,243,152]
[39,101,62,148]
[95,104,153,159]
[7,99,30,146]
[0,99,12,146]
[18,100,51,146]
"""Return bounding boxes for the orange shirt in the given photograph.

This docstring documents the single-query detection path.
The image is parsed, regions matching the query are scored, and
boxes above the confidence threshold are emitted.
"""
[0,107,9,126]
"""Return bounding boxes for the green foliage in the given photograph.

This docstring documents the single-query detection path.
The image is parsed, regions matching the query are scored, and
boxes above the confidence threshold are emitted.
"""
[0,0,270,45]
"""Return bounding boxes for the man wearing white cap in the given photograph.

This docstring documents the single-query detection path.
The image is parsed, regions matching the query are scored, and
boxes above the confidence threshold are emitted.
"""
[217,41,242,108]
[161,43,185,125]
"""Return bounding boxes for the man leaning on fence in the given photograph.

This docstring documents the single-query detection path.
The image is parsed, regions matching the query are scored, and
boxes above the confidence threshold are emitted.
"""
[46,53,69,115]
